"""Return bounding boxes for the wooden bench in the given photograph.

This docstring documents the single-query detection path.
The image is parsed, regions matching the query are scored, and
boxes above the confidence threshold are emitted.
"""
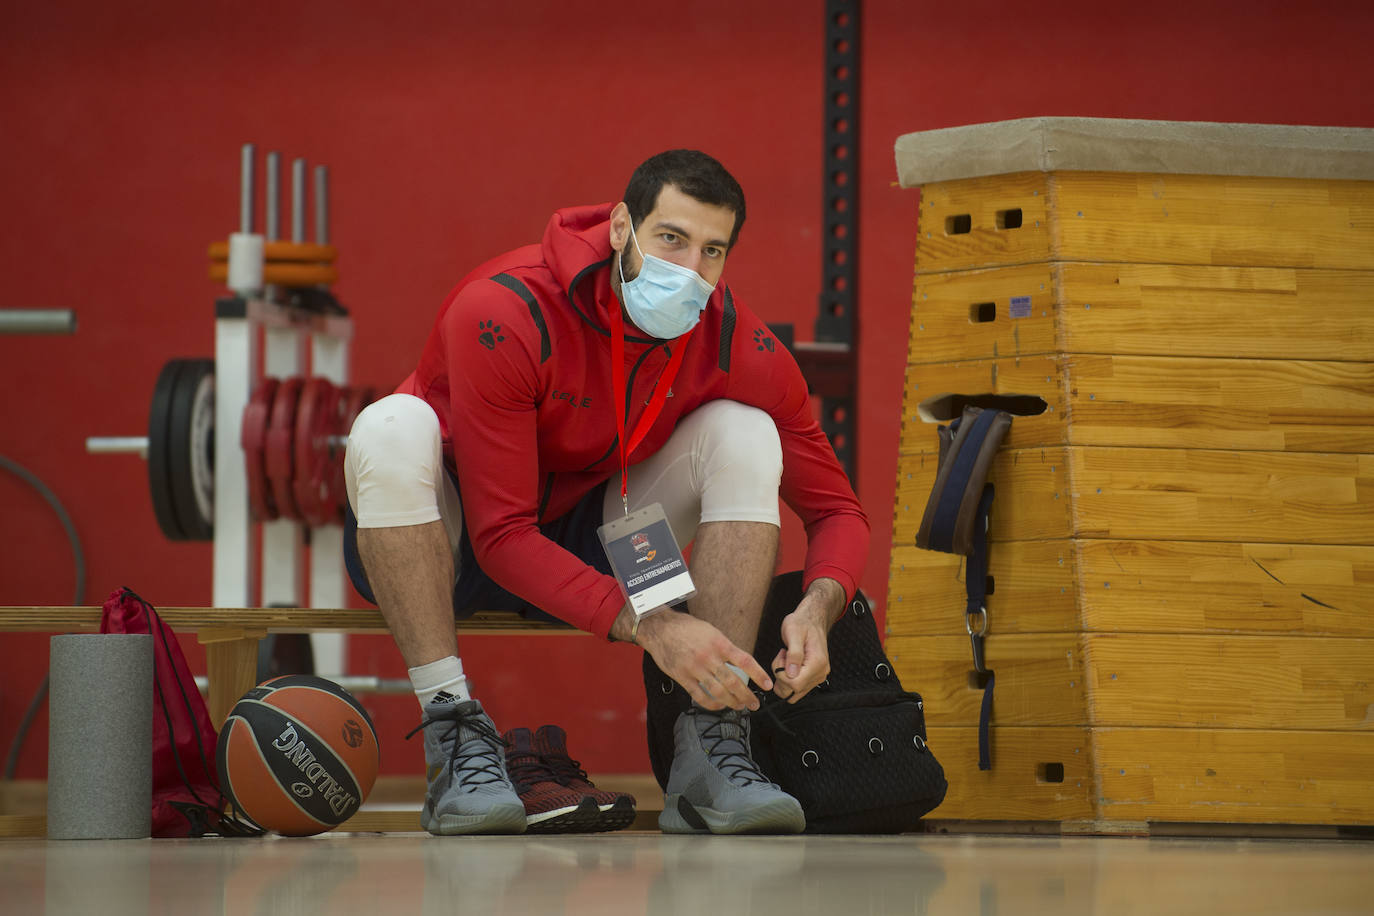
[0,608,674,836]
[0,606,582,725]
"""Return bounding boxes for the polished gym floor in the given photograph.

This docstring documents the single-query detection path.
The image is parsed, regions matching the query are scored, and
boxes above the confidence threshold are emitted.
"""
[3,830,1372,915]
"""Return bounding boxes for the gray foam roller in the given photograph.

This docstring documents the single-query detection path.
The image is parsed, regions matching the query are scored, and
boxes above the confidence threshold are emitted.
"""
[47,634,154,839]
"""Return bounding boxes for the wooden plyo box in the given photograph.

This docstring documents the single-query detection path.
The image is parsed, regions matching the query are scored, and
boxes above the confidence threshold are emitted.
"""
[887,118,1374,830]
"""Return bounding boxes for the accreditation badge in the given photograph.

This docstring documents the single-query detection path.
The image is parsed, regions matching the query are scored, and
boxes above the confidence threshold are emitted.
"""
[597,502,696,616]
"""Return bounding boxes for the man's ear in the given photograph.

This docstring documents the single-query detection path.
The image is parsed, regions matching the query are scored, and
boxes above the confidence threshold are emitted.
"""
[609,202,630,253]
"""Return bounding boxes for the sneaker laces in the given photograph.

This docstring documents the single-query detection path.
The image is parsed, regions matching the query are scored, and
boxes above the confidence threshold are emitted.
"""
[750,691,797,738]
[541,751,592,787]
[406,706,510,789]
[693,708,771,787]
[506,754,560,793]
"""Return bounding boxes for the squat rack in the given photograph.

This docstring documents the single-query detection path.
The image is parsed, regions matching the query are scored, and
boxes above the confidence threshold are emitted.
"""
[780,0,861,485]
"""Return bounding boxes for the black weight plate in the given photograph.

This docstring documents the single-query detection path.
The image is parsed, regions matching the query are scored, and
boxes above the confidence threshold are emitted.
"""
[147,359,188,540]
[167,358,216,540]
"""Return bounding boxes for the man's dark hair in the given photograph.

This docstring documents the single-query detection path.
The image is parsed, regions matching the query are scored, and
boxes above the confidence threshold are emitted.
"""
[622,150,747,249]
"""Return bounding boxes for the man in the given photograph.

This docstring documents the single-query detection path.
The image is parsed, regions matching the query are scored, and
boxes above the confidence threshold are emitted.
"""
[343,149,869,836]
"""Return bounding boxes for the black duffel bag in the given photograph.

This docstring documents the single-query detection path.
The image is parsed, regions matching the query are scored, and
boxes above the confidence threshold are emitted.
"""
[644,571,948,833]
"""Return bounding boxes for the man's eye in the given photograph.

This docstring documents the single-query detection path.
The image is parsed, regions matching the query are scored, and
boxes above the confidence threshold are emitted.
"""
[704,247,723,258]
[660,233,678,244]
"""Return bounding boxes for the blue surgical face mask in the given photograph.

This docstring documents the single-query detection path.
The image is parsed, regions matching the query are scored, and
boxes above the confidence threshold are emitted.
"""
[617,217,716,339]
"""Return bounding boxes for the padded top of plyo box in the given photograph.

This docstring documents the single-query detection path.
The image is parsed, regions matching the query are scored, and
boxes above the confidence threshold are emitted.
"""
[894,117,1374,187]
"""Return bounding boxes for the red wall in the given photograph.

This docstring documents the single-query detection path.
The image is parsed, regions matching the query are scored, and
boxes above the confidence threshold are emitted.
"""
[3,0,1371,780]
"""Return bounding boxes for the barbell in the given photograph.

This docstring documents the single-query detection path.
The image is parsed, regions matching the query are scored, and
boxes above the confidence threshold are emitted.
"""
[87,358,377,541]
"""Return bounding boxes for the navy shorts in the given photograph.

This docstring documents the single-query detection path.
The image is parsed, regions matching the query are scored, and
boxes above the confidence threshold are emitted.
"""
[343,475,612,625]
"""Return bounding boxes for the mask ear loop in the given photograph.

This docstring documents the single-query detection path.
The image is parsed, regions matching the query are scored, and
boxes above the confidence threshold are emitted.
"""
[618,211,645,286]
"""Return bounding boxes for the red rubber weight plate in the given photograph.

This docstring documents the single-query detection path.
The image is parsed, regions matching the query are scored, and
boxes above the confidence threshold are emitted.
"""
[336,386,377,521]
[320,381,350,526]
[240,377,280,523]
[265,376,305,522]
[293,377,343,528]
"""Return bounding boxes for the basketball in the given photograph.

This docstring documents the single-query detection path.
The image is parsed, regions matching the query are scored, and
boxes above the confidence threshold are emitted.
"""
[216,675,379,836]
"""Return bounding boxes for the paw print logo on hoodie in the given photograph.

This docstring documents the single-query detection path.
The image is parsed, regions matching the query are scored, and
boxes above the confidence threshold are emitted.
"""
[478,320,505,350]
[753,328,775,352]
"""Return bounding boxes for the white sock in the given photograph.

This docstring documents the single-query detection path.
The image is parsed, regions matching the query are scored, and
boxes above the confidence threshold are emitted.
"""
[409,655,470,709]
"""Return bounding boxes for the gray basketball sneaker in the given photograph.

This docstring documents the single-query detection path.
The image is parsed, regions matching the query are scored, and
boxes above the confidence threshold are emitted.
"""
[658,707,805,834]
[406,694,526,835]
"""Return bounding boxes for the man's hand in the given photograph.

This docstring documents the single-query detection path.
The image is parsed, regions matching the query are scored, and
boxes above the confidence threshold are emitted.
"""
[617,607,772,711]
[770,577,846,704]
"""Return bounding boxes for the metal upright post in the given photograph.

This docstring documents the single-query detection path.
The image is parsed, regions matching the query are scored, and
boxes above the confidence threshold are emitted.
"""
[212,144,259,608]
[816,0,861,484]
[239,144,255,240]
[260,152,305,608]
[314,165,329,247]
[291,158,307,244]
[308,162,348,674]
[265,152,280,242]
[786,2,862,485]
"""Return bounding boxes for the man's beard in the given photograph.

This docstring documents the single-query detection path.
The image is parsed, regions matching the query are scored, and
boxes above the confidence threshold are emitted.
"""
[618,245,637,284]
[616,227,643,289]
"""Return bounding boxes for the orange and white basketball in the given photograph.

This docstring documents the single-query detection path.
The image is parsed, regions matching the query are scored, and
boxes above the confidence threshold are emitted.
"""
[216,675,379,836]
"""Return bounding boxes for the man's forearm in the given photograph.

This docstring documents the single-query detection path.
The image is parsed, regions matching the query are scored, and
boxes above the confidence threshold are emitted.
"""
[800,576,847,629]
[608,601,671,645]
[608,601,638,643]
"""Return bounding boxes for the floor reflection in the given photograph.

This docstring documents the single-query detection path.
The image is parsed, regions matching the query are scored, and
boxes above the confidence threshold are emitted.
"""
[6,831,1372,916]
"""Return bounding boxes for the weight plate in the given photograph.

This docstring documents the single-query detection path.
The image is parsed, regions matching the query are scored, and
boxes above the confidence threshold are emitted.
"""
[265,376,305,522]
[327,386,358,523]
[337,386,376,520]
[293,377,343,528]
[166,359,216,540]
[241,377,280,522]
[147,360,188,540]
[341,385,376,435]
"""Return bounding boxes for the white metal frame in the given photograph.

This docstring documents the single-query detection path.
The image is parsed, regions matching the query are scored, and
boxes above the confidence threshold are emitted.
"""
[212,145,349,675]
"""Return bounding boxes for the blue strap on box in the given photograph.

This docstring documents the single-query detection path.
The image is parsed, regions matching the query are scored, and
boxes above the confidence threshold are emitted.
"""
[966,485,995,771]
[915,406,1011,771]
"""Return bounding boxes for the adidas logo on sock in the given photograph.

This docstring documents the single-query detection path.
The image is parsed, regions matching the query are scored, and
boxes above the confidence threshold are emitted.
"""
[432,691,459,705]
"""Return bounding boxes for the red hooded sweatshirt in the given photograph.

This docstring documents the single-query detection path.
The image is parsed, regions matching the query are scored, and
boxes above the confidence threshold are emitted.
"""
[397,203,869,638]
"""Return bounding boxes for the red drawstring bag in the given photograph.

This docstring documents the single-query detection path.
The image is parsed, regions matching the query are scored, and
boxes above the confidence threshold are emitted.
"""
[99,586,257,837]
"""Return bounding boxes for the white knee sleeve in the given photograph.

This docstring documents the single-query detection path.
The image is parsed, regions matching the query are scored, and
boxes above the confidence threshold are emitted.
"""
[604,399,783,544]
[345,393,460,534]
[693,401,783,526]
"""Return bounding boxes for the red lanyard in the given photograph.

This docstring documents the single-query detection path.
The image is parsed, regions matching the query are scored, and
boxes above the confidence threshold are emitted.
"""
[607,301,692,514]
